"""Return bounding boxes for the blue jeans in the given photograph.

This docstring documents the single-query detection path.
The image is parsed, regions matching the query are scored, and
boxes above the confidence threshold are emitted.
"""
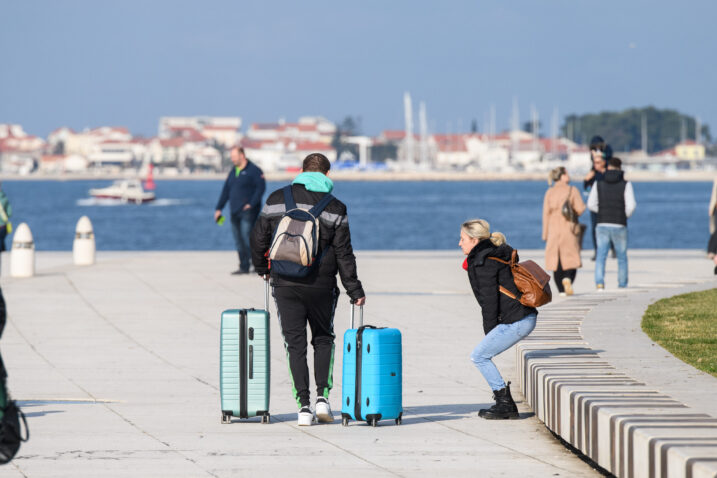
[470,314,537,391]
[595,224,628,288]
[230,209,258,272]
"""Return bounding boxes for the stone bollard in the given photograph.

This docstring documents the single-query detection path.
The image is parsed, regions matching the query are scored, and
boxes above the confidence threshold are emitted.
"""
[73,216,96,266]
[10,222,35,278]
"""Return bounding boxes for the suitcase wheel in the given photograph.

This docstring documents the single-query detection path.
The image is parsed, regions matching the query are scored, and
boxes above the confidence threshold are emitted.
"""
[221,413,232,424]
[342,417,349,427]
[395,417,402,425]
[368,418,378,427]
[261,414,271,424]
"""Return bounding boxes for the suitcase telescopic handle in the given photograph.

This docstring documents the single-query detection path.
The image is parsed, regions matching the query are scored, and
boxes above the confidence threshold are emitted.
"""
[264,277,270,313]
[350,303,364,329]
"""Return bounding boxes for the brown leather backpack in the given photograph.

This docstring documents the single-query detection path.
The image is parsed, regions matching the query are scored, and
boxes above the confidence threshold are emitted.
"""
[488,250,552,308]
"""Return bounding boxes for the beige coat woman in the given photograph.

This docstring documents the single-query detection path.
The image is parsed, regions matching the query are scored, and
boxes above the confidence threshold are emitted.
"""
[542,179,586,271]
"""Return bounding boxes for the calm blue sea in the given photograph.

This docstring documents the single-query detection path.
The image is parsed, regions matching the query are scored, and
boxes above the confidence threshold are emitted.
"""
[0,180,713,251]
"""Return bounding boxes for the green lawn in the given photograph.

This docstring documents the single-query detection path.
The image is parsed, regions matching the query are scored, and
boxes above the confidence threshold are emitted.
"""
[642,288,717,377]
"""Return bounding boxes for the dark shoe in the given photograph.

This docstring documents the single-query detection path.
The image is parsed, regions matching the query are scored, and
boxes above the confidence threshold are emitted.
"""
[480,382,519,420]
[231,269,249,275]
[590,255,596,261]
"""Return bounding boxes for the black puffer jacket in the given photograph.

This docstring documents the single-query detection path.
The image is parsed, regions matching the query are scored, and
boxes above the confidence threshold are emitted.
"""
[250,183,365,301]
[466,240,537,334]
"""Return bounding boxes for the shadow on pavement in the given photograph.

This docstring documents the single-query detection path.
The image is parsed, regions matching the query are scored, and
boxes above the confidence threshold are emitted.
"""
[25,410,64,418]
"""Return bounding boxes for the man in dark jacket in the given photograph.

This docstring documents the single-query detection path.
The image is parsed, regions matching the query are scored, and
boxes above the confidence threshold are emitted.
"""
[587,157,636,289]
[214,146,266,274]
[583,136,611,259]
[251,153,365,426]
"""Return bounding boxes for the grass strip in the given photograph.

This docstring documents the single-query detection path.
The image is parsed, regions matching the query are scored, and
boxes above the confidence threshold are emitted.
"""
[642,288,717,377]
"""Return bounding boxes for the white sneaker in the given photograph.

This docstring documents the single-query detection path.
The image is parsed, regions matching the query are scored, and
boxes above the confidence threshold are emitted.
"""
[315,397,334,423]
[298,406,315,426]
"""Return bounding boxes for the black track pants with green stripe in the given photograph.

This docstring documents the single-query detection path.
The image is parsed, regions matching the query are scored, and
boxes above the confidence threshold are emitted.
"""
[273,285,339,408]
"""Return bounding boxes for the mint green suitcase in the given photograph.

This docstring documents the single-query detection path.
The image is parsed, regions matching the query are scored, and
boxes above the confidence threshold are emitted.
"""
[220,281,271,424]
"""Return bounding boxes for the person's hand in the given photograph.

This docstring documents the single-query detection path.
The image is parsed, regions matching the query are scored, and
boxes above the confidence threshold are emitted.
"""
[214,210,222,221]
[261,274,269,281]
[242,204,251,211]
[353,297,366,306]
[583,170,595,181]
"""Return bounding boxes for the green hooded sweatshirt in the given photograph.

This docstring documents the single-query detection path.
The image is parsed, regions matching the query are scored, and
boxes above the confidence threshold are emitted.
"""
[292,172,334,193]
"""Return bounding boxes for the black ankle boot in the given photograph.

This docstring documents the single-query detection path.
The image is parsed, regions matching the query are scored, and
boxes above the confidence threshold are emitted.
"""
[479,382,519,420]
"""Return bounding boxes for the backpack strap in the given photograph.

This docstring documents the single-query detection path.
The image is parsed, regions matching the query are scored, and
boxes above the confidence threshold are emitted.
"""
[487,257,509,265]
[283,185,334,217]
[282,185,297,210]
[487,251,518,266]
[486,256,520,300]
[308,193,335,217]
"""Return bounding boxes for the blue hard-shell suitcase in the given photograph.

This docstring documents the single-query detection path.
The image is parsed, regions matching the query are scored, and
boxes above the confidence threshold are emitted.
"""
[341,305,403,427]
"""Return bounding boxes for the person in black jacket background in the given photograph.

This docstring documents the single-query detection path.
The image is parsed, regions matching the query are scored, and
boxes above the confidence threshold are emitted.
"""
[583,136,612,260]
[251,153,365,426]
[214,146,266,274]
[460,219,537,419]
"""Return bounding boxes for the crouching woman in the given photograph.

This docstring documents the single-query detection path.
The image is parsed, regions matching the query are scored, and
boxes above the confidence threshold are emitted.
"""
[460,219,537,419]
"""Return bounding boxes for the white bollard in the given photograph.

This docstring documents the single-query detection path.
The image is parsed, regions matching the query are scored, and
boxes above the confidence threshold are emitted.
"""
[73,216,96,266]
[10,222,35,278]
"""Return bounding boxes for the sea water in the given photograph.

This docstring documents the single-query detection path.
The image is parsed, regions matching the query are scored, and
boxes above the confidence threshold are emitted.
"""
[1,180,712,251]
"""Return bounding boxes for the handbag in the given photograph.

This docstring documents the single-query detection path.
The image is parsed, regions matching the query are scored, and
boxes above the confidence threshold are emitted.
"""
[573,223,587,249]
[0,354,29,465]
[561,187,587,248]
[561,187,578,223]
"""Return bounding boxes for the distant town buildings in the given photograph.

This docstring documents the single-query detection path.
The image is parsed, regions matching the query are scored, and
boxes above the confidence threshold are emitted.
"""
[0,124,45,174]
[241,116,336,171]
[0,113,713,176]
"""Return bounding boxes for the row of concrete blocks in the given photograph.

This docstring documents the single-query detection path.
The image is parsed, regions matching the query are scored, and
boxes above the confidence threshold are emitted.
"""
[516,298,717,478]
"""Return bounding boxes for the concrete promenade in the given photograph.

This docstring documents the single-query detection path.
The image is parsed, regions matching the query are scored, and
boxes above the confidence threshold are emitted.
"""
[0,249,714,477]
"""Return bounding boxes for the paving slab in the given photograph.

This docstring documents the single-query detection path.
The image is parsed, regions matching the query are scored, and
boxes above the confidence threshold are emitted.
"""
[0,249,608,477]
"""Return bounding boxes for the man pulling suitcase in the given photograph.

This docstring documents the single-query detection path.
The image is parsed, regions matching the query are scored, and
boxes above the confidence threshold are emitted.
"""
[251,153,366,426]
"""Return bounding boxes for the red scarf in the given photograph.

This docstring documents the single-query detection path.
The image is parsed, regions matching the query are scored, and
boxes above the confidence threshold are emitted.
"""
[462,258,468,271]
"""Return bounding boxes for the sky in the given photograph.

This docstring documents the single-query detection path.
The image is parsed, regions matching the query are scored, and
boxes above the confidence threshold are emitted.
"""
[1,1,716,140]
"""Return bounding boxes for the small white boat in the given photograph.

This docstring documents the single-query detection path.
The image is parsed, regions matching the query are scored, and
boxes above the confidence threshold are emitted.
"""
[89,179,156,204]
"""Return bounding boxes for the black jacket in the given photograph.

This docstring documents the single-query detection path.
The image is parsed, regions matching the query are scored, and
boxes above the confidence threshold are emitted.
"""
[583,169,605,192]
[466,240,537,334]
[596,170,628,226]
[215,160,266,218]
[250,183,365,301]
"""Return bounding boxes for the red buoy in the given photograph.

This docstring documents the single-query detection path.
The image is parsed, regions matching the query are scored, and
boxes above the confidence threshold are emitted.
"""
[144,163,156,191]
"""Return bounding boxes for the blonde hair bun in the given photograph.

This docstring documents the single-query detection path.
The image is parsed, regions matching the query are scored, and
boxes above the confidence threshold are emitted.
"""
[461,219,506,246]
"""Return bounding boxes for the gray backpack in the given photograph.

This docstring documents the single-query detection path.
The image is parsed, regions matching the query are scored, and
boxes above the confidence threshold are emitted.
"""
[268,186,334,277]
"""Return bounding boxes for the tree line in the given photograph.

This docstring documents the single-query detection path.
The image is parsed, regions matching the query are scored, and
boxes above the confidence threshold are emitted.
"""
[562,106,711,154]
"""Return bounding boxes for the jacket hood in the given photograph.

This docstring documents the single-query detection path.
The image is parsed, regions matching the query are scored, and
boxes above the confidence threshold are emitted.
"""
[467,240,515,266]
[604,169,625,184]
[292,172,334,193]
